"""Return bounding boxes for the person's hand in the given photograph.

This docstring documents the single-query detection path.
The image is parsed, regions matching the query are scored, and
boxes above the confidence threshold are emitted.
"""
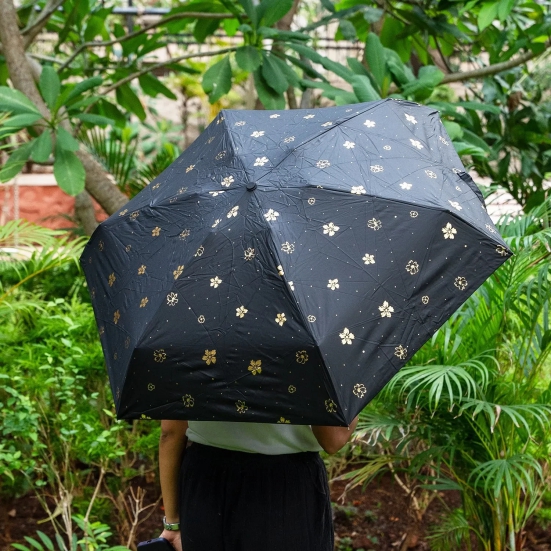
[160,530,182,551]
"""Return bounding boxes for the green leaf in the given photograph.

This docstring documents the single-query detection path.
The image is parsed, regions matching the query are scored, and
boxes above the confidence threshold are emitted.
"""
[73,113,113,126]
[39,67,60,111]
[238,0,258,27]
[253,69,285,109]
[321,0,335,12]
[138,74,177,100]
[65,76,103,104]
[364,32,386,88]
[56,127,80,152]
[478,1,499,30]
[193,18,221,43]
[115,83,146,120]
[258,27,310,41]
[261,52,289,94]
[288,43,354,81]
[3,113,43,128]
[235,46,262,72]
[350,75,381,102]
[456,101,501,115]
[53,146,85,196]
[0,141,34,182]
[443,120,463,140]
[223,18,240,36]
[0,86,42,115]
[202,56,233,103]
[31,131,53,163]
[337,20,357,41]
[257,0,294,27]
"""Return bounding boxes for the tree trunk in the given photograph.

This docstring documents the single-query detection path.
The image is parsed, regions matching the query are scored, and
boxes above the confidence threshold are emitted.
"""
[74,190,99,236]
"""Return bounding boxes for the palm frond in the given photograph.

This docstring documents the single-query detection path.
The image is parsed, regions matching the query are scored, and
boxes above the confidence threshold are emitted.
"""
[427,508,472,551]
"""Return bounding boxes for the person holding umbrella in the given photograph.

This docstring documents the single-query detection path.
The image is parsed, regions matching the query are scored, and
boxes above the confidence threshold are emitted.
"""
[158,417,358,550]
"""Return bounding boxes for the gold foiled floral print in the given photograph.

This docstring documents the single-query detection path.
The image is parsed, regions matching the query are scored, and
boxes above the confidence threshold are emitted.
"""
[140,414,152,419]
[210,276,222,288]
[195,246,205,257]
[454,277,468,291]
[99,326,105,336]
[442,223,457,239]
[236,400,248,414]
[281,242,295,254]
[367,218,382,230]
[203,350,216,365]
[147,383,155,391]
[363,253,375,265]
[173,265,184,279]
[140,297,149,308]
[166,292,178,306]
[307,315,316,322]
[353,383,367,398]
[275,313,287,326]
[339,328,354,345]
[410,211,418,218]
[496,246,508,256]
[379,301,394,318]
[118,209,128,216]
[288,385,297,393]
[248,360,262,375]
[198,315,205,324]
[130,211,139,220]
[125,336,131,349]
[152,227,161,237]
[244,248,255,261]
[277,417,291,424]
[422,295,430,304]
[328,279,339,290]
[394,345,408,360]
[186,164,195,173]
[179,229,190,240]
[323,222,339,236]
[152,183,160,190]
[183,394,194,408]
[296,351,308,364]
[108,272,116,286]
[325,399,337,413]
[138,265,146,275]
[113,310,120,324]
[98,240,104,251]
[236,306,248,318]
[154,349,166,363]
[406,260,420,275]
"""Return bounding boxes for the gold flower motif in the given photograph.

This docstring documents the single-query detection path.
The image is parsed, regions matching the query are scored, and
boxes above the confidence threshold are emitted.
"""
[448,200,462,211]
[208,136,216,143]
[454,276,468,291]
[215,151,227,160]
[99,326,105,336]
[351,186,366,194]
[227,206,239,218]
[167,292,178,306]
[308,198,315,205]
[353,383,367,398]
[113,310,120,324]
[202,349,216,365]
[198,315,205,323]
[339,328,354,345]
[118,209,128,216]
[288,385,297,393]
[394,345,408,360]
[367,218,382,230]
[221,175,234,187]
[325,399,337,413]
[152,183,160,190]
[496,246,508,256]
[363,253,375,265]
[277,417,291,424]
[183,394,194,408]
[169,197,178,204]
[217,116,224,123]
[422,295,429,305]
[108,272,116,287]
[178,187,188,195]
[235,120,246,126]
[323,222,340,236]
[410,211,418,218]
[140,414,152,419]
[186,164,195,173]
[98,240,104,251]
[140,297,149,308]
[195,246,205,257]
[125,245,131,252]
[296,351,308,364]
[152,227,161,237]
[425,170,437,179]
[277,265,284,276]
[173,265,184,279]
[113,352,118,360]
[264,209,279,222]
[283,136,295,143]
[307,315,316,322]
[236,400,248,414]
[138,265,146,275]
[288,281,295,291]
[442,223,457,239]
[485,223,496,234]
[248,359,262,375]
[91,287,96,299]
[125,336,131,348]
[439,135,449,145]
[236,306,248,318]
[316,160,331,169]
[130,211,139,219]
[254,156,268,166]
[327,279,339,290]
[154,349,166,363]
[406,260,420,275]
[281,242,295,254]
[244,248,255,261]
[251,130,265,138]
[210,276,222,288]
[379,301,394,318]
[275,313,287,326]
[147,383,155,391]
[179,229,191,240]
[212,219,221,228]
[370,165,384,173]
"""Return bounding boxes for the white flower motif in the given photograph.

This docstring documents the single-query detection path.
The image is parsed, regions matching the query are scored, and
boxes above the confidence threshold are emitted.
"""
[321,122,333,127]
[316,160,331,169]
[452,168,461,174]
[410,139,424,149]
[323,222,340,236]
[422,296,429,305]
[209,191,224,196]
[198,315,205,323]
[426,170,437,179]
[215,151,226,160]
[308,197,316,205]
[485,224,496,234]
[449,200,462,211]
[254,156,269,166]
[328,279,339,290]
[303,114,315,119]
[454,276,468,291]
[363,253,375,265]
[394,345,408,360]
[221,175,234,187]
[264,209,280,222]
[400,182,412,190]
[210,276,222,288]
[307,315,316,322]
[195,245,204,257]
[364,119,376,128]
[281,242,295,254]
[406,260,420,275]
[212,219,221,228]
[379,301,394,318]
[367,218,382,231]
[405,114,417,124]
[207,137,215,144]
[343,141,355,149]
[439,136,449,145]
[370,165,384,173]
[496,246,508,256]
[275,313,287,326]
[353,383,367,398]
[277,265,284,276]
[251,130,265,138]
[236,306,248,318]
[383,145,391,150]
[456,186,462,191]
[351,186,366,195]
[179,229,191,240]
[235,121,246,126]
[442,223,457,239]
[269,114,280,118]
[283,136,295,143]
[288,281,295,291]
[339,328,354,345]
[410,211,418,218]
[325,399,337,413]
[244,248,255,261]
[236,400,248,414]
[167,292,178,306]
[227,206,239,218]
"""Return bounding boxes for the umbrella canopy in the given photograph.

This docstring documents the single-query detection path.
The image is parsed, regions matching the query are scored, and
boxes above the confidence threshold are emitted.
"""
[81,99,512,426]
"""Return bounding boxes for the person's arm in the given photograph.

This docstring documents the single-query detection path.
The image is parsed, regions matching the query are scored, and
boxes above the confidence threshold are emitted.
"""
[311,415,359,455]
[159,419,188,551]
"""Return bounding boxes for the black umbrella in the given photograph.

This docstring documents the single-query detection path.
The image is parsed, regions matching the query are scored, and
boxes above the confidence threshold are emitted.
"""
[80,100,511,426]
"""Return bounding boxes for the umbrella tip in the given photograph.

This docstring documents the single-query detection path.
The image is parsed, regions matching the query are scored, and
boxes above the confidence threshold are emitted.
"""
[246,181,257,191]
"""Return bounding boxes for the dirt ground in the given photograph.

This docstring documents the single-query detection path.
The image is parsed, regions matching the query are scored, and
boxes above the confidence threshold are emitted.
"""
[1,471,550,551]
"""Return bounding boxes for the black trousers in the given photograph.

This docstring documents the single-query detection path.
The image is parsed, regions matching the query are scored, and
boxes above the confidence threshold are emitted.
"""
[179,442,334,551]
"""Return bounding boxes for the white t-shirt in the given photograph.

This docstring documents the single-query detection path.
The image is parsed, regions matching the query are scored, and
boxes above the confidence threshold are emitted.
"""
[186,421,323,455]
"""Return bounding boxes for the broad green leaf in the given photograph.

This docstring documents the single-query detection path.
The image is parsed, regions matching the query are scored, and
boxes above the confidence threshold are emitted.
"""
[235,46,262,72]
[238,0,258,27]
[65,76,103,103]
[0,86,41,115]
[258,27,310,41]
[288,43,354,81]
[39,66,61,111]
[257,0,294,27]
[462,128,492,152]
[351,75,381,102]
[0,141,34,182]
[202,56,233,103]
[116,83,146,120]
[385,49,415,86]
[223,18,240,36]
[300,79,356,102]
[138,74,177,100]
[3,113,43,128]
[193,18,221,43]
[321,0,335,12]
[73,113,113,126]
[443,120,464,140]
[270,55,299,86]
[53,146,85,196]
[365,32,386,88]
[456,101,501,115]
[478,1,499,30]
[261,52,289,94]
[337,20,357,41]
[31,131,53,163]
[253,69,285,109]
[56,127,80,152]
